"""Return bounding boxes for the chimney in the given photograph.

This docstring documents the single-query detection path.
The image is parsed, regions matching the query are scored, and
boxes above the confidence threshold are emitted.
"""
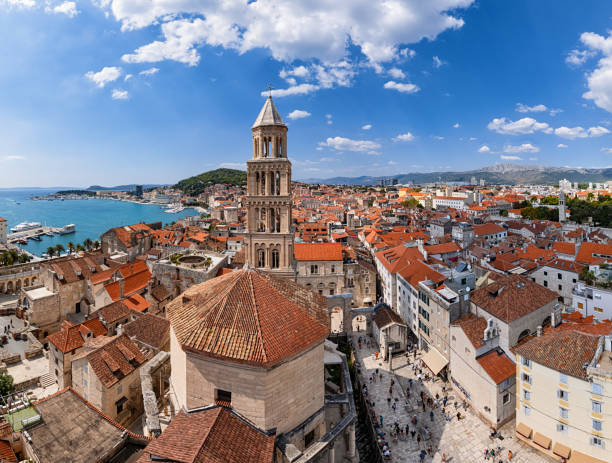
[117,324,123,336]
[119,278,125,299]
[537,325,542,337]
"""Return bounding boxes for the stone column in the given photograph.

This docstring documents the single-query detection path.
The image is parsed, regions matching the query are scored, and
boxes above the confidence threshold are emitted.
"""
[346,425,356,461]
[328,442,335,463]
[271,136,277,158]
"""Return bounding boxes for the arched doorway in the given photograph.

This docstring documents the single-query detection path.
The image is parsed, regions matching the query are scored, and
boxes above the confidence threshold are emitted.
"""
[518,329,531,342]
[352,315,367,332]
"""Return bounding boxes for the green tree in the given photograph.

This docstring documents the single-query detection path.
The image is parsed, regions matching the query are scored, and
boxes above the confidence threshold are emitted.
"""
[93,240,100,250]
[67,241,75,254]
[18,253,31,264]
[579,266,596,286]
[55,244,65,255]
[46,247,56,258]
[499,209,508,217]
[76,244,85,252]
[401,198,420,209]
[83,238,93,250]
[0,372,14,396]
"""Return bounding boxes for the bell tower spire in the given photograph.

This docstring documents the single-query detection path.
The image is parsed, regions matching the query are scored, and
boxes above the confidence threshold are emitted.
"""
[244,94,295,278]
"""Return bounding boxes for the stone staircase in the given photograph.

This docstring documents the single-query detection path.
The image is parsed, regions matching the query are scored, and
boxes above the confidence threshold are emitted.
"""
[39,373,55,388]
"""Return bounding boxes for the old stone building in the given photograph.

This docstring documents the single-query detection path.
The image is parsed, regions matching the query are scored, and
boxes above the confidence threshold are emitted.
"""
[0,217,6,244]
[295,242,344,296]
[167,268,356,462]
[0,261,40,294]
[344,257,376,307]
[71,334,151,426]
[100,222,158,262]
[21,254,107,340]
[244,96,295,278]
[47,318,107,388]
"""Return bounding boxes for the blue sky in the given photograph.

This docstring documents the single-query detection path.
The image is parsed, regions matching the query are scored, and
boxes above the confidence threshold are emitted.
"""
[1,0,612,187]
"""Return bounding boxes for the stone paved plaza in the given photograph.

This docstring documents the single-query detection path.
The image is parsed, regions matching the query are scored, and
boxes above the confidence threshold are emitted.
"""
[353,339,556,463]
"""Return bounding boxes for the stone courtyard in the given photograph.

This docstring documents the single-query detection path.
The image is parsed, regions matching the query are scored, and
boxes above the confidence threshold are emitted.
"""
[354,339,555,463]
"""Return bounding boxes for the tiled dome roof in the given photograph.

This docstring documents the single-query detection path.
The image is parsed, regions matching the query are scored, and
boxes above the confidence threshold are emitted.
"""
[167,268,329,368]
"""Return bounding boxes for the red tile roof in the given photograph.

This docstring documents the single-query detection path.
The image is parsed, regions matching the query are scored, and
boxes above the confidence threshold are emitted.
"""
[167,269,329,368]
[86,334,147,388]
[473,223,505,236]
[425,242,461,255]
[0,440,17,462]
[98,301,131,324]
[575,241,612,265]
[104,267,151,301]
[123,313,170,350]
[453,313,487,349]
[123,293,151,312]
[470,275,558,322]
[47,318,107,353]
[294,242,343,261]
[477,349,516,384]
[552,241,575,256]
[515,330,601,379]
[136,407,275,463]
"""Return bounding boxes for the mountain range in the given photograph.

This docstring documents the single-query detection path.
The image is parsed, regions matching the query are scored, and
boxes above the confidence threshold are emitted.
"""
[299,164,612,186]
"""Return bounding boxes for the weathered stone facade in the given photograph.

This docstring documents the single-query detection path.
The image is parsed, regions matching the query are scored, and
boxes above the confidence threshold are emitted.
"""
[244,97,295,278]
[0,262,40,294]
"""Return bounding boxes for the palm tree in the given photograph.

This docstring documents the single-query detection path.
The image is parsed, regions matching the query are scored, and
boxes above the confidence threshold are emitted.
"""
[83,238,93,251]
[18,253,31,264]
[8,249,18,264]
[55,244,65,256]
[76,244,85,252]
[92,240,100,250]
[67,242,75,254]
[46,247,56,258]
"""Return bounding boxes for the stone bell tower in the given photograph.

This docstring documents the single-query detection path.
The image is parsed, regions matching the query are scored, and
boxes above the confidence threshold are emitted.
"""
[244,95,295,278]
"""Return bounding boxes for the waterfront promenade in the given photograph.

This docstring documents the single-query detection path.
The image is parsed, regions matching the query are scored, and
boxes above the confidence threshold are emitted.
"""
[354,341,555,463]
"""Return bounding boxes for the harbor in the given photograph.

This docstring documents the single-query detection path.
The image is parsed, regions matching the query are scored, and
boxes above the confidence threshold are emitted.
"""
[7,224,75,245]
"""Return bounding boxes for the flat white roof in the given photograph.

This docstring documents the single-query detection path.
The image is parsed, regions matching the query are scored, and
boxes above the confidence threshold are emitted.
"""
[26,287,55,300]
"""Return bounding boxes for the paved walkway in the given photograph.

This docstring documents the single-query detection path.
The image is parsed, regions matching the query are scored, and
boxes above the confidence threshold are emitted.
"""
[354,339,555,463]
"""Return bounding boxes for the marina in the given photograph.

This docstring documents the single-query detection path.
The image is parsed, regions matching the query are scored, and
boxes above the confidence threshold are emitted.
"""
[6,225,72,245]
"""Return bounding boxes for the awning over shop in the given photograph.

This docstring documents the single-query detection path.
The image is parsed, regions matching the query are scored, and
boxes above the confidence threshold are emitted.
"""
[533,432,551,450]
[552,442,571,459]
[568,450,608,463]
[515,422,532,439]
[421,348,448,375]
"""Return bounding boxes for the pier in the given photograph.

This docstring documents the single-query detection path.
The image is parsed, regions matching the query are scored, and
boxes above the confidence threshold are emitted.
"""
[7,227,64,244]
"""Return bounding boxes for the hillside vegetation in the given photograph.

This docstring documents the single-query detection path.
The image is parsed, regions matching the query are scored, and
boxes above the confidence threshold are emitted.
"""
[174,168,247,195]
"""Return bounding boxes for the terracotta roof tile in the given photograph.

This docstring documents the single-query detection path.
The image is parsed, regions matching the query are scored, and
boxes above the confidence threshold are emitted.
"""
[123,313,170,349]
[167,269,329,368]
[453,314,487,349]
[294,242,343,261]
[477,349,515,384]
[87,334,148,388]
[372,305,406,329]
[47,318,107,353]
[98,301,131,324]
[136,406,274,463]
[470,275,558,323]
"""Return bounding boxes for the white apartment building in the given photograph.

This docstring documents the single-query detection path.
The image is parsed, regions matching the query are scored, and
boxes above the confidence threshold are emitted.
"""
[514,329,612,463]
[531,259,581,306]
[573,283,612,321]
[433,196,467,211]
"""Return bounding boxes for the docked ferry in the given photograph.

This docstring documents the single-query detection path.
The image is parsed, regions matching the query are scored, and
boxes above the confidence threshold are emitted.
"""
[58,224,75,235]
[10,222,41,233]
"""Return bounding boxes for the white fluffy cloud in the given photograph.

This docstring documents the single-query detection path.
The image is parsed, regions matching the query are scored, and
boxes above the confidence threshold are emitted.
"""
[111,0,473,65]
[111,89,129,100]
[515,103,547,113]
[388,68,406,79]
[45,0,78,17]
[287,109,311,120]
[601,147,612,154]
[384,80,419,94]
[320,136,381,155]
[3,155,25,161]
[266,83,320,98]
[554,125,610,140]
[557,143,568,149]
[139,67,159,76]
[393,132,415,142]
[85,66,122,88]
[487,117,552,135]
[574,30,612,113]
[478,145,490,153]
[453,122,460,128]
[566,49,594,67]
[362,124,372,130]
[500,155,521,161]
[503,143,539,154]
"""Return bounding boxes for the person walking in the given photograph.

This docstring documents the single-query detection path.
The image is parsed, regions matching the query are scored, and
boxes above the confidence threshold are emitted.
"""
[430,410,434,421]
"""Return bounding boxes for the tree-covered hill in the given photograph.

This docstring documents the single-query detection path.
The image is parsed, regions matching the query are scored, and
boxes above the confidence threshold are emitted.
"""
[174,168,247,195]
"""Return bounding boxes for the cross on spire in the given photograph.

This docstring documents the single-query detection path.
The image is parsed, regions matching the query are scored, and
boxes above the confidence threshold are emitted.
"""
[267,83,274,98]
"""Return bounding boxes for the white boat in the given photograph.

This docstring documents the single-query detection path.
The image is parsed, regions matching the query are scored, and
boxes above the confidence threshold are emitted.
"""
[58,224,75,235]
[10,222,41,233]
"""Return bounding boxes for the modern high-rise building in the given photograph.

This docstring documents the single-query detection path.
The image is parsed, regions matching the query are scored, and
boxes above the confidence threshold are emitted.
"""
[244,96,296,278]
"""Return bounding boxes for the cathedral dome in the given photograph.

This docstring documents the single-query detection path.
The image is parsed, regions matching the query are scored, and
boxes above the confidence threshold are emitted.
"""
[167,268,329,368]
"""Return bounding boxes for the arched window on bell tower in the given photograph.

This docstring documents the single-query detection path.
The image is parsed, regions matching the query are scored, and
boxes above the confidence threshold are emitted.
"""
[271,249,280,269]
[257,249,266,268]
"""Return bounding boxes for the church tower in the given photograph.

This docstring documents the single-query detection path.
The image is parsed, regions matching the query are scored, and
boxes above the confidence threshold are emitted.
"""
[244,95,295,277]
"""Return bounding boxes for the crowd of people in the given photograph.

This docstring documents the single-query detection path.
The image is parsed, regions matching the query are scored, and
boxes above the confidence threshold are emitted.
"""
[355,334,514,462]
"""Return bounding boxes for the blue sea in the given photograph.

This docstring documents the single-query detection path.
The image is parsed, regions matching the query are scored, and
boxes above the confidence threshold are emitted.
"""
[0,189,198,256]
